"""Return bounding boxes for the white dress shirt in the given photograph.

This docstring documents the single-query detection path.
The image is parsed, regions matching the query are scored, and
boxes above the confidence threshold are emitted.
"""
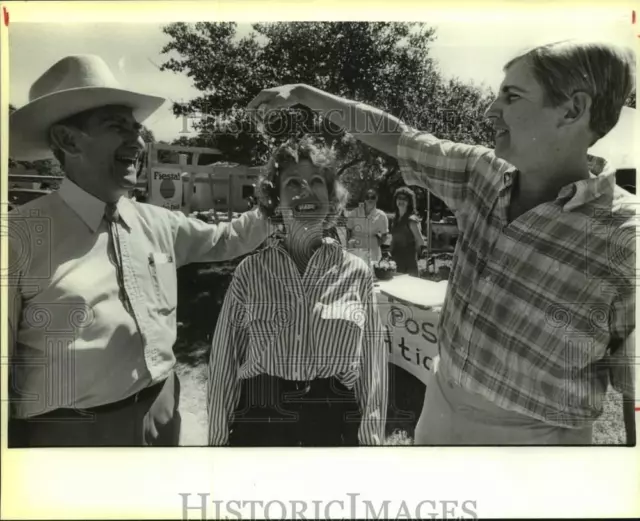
[7,178,270,418]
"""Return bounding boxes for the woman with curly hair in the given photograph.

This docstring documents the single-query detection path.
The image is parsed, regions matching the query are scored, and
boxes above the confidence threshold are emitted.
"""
[390,187,424,277]
[207,136,388,447]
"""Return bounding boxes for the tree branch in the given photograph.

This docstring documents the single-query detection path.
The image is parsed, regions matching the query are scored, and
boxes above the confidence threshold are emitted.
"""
[337,156,364,177]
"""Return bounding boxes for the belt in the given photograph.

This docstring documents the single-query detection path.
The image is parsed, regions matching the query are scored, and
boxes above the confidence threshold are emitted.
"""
[244,374,351,395]
[89,377,169,413]
[18,377,170,420]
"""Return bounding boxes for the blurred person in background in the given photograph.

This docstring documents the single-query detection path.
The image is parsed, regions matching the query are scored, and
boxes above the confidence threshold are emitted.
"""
[346,188,389,265]
[390,186,425,277]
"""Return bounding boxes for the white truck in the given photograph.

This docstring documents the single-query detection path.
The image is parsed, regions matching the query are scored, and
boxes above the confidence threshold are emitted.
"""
[8,143,262,220]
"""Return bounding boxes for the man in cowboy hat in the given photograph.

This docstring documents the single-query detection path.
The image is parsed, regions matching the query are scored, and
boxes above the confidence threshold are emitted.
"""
[248,39,637,445]
[7,54,271,447]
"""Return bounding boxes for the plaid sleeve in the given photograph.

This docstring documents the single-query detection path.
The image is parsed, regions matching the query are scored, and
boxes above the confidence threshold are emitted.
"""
[397,129,510,213]
[608,217,637,398]
[609,325,635,399]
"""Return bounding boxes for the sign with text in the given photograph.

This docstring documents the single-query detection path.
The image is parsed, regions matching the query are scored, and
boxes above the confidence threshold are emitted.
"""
[374,276,446,386]
[148,167,184,211]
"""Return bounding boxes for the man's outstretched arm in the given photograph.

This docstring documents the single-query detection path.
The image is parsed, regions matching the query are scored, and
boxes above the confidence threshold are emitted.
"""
[248,84,408,159]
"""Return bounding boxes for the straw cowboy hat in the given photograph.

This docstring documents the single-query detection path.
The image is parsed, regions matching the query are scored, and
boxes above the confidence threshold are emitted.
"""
[10,54,166,161]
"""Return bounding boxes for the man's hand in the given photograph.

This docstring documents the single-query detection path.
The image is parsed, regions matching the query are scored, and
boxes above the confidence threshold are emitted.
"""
[248,83,405,159]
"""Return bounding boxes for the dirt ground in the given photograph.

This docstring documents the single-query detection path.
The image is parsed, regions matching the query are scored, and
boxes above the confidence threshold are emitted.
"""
[176,361,626,446]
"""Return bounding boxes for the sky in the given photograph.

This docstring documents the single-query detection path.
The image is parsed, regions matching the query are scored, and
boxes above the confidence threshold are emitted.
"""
[8,17,637,143]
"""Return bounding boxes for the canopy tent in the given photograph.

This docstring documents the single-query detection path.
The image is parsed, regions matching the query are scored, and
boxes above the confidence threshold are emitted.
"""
[588,106,637,170]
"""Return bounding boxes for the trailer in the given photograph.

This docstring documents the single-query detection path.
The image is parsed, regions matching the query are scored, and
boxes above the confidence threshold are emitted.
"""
[8,143,264,219]
[142,143,262,219]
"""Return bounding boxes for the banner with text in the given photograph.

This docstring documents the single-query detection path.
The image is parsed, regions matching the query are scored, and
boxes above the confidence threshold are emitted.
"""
[375,292,440,386]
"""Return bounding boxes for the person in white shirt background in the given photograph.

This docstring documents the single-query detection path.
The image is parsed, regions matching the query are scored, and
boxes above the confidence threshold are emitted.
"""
[346,188,389,266]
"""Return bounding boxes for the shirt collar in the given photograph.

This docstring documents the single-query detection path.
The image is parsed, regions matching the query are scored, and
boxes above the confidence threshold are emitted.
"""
[501,158,617,212]
[501,166,517,189]
[558,158,617,211]
[58,177,133,233]
[266,229,342,259]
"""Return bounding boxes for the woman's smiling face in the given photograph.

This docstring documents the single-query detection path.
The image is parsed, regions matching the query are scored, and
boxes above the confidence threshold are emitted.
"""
[278,159,331,227]
[396,195,409,212]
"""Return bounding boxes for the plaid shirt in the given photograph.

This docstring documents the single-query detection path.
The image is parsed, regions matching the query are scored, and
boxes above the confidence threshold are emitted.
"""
[397,130,637,428]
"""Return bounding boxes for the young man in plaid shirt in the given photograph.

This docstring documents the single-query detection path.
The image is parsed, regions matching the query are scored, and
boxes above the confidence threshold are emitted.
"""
[249,40,636,445]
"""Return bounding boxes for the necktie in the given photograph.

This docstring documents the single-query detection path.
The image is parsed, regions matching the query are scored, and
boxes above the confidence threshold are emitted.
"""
[104,202,119,224]
[104,203,134,314]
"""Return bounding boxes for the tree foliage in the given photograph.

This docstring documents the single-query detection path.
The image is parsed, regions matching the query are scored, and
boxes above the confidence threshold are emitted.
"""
[159,22,496,210]
[140,125,156,144]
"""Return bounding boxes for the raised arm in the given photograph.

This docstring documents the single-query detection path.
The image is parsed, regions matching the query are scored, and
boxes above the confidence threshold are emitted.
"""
[248,84,511,213]
[249,84,407,159]
[171,207,271,268]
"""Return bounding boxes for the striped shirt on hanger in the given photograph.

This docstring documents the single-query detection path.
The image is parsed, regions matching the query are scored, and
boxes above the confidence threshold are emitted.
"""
[207,236,388,446]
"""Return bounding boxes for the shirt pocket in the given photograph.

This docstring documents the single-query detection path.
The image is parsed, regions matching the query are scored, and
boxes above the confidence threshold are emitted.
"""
[148,252,177,313]
[315,300,366,367]
[245,302,293,351]
[318,300,366,328]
